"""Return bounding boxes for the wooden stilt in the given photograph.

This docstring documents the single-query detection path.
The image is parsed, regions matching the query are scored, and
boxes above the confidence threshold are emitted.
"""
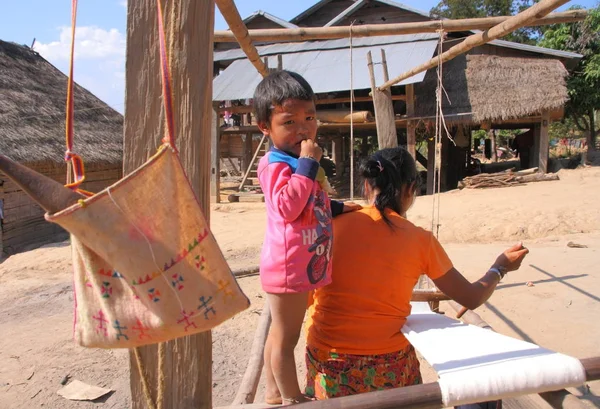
[124,1,214,408]
[539,110,550,173]
[211,105,221,203]
[406,84,416,159]
[367,51,397,149]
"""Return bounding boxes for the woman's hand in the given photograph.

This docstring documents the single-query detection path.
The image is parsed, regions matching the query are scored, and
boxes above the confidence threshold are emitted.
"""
[493,242,529,273]
[342,202,362,213]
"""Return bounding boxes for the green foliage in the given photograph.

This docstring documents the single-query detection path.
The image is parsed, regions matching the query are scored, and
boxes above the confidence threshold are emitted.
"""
[429,0,542,44]
[538,4,600,146]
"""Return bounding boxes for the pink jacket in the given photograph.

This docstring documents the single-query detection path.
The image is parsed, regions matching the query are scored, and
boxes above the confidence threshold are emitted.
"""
[258,148,343,293]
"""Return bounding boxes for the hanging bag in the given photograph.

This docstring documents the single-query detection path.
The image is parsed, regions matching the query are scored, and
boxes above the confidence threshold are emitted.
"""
[45,0,250,349]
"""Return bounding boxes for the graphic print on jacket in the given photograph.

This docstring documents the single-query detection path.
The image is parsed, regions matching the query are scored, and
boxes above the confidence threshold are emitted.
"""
[257,148,334,293]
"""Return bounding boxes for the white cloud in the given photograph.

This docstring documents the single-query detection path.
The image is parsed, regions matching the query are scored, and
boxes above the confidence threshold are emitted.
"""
[34,26,125,61]
[34,26,126,113]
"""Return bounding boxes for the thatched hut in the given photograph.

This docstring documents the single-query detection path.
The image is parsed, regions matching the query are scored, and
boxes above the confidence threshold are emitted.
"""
[414,54,569,126]
[0,40,123,256]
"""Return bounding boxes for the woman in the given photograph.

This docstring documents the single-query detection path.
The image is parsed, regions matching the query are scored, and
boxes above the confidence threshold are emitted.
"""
[305,147,528,405]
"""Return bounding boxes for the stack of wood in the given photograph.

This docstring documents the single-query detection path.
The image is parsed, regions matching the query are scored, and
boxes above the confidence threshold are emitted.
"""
[459,168,559,189]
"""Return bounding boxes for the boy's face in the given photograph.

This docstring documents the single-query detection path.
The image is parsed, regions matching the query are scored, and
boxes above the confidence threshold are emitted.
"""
[258,98,317,157]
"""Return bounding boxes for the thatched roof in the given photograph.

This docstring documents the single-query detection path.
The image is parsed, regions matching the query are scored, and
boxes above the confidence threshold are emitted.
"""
[0,40,123,165]
[414,54,569,124]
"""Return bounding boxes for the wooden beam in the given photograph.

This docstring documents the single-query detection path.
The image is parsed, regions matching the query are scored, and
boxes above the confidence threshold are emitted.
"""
[539,110,550,173]
[213,10,587,42]
[378,0,570,91]
[215,96,407,115]
[406,84,416,159]
[215,0,269,77]
[124,1,214,408]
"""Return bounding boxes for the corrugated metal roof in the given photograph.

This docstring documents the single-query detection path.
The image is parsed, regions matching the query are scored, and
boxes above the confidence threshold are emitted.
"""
[324,0,366,27]
[213,39,438,101]
[214,33,438,62]
[243,10,299,29]
[489,39,582,59]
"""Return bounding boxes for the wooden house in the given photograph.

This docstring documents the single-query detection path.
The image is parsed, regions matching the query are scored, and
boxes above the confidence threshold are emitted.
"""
[211,0,581,199]
[0,40,123,256]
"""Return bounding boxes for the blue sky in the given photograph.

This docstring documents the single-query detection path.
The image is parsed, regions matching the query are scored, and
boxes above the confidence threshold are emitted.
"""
[1,0,597,114]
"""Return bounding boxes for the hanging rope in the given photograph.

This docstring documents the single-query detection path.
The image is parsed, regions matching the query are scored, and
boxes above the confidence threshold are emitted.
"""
[349,22,355,201]
[431,26,452,239]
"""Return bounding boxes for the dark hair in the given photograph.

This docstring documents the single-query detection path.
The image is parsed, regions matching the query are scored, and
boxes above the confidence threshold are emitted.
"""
[252,70,315,126]
[360,147,420,226]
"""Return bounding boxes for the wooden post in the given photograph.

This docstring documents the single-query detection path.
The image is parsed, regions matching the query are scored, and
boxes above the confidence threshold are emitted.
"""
[367,51,397,149]
[539,110,550,173]
[427,136,435,195]
[531,122,541,168]
[332,136,343,177]
[211,105,221,203]
[124,1,214,408]
[406,84,416,159]
[489,129,497,163]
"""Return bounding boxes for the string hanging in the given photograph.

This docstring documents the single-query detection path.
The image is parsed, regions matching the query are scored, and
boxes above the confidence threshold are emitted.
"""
[349,22,355,201]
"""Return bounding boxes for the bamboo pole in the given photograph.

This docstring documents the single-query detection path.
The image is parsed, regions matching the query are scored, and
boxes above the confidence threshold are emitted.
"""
[213,10,587,42]
[215,0,269,77]
[231,300,272,405]
[378,0,570,91]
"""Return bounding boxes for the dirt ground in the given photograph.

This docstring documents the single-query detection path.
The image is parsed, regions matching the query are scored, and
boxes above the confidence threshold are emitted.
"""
[1,166,599,409]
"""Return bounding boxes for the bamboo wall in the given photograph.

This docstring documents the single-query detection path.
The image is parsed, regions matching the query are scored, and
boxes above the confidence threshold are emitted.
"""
[0,161,122,256]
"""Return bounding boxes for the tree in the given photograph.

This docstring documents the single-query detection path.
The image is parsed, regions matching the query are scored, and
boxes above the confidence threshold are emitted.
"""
[538,4,600,150]
[430,0,542,44]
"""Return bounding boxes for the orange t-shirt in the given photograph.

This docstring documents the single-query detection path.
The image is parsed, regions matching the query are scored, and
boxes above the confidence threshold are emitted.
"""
[305,205,453,355]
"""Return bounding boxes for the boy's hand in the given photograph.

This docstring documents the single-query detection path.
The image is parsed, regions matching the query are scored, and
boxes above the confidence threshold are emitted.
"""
[300,139,323,162]
[342,202,362,213]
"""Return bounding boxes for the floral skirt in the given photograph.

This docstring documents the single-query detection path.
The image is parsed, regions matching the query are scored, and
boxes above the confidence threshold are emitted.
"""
[305,344,422,399]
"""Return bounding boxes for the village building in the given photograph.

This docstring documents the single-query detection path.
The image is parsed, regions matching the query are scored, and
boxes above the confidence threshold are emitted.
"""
[211,0,581,201]
[0,40,123,256]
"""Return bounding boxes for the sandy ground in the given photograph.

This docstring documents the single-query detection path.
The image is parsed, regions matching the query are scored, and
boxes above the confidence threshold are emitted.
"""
[1,166,600,409]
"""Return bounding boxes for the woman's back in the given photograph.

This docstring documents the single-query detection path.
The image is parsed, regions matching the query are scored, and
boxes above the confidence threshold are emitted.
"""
[306,205,452,355]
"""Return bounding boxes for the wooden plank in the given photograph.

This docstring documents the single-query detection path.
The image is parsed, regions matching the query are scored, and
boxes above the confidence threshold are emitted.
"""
[539,111,550,173]
[367,51,397,149]
[378,0,570,91]
[213,10,587,42]
[406,84,416,159]
[124,1,214,408]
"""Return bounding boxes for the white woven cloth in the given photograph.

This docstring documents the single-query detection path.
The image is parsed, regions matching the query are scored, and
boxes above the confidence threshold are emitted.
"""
[402,302,586,406]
